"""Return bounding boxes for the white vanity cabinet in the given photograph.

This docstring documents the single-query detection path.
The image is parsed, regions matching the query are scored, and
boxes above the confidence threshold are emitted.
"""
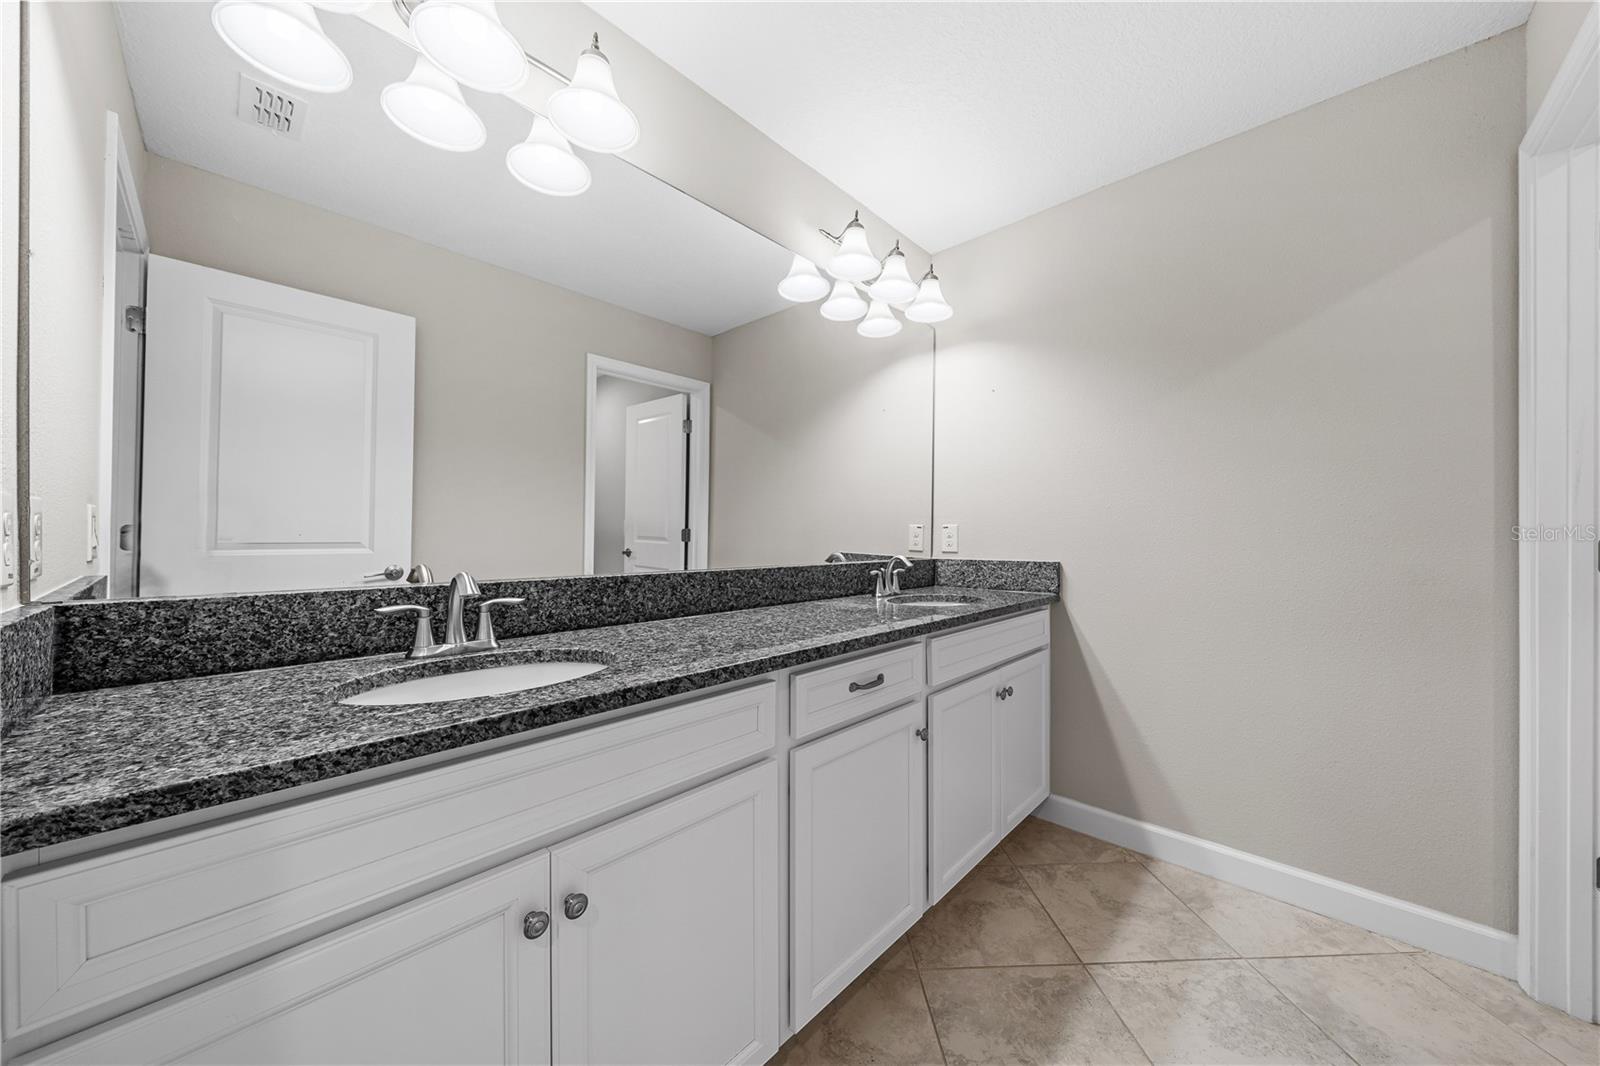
[551,762,779,1066]
[927,646,1051,902]
[6,606,1052,1065]
[789,700,926,1028]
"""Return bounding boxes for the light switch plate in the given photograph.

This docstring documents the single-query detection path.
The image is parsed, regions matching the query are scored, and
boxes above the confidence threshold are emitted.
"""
[29,497,43,580]
[908,523,925,552]
[1,492,15,589]
[940,523,959,553]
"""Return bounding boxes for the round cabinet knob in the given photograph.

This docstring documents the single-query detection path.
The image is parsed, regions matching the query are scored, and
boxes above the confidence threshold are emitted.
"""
[621,548,633,557]
[563,892,589,920]
[522,910,550,940]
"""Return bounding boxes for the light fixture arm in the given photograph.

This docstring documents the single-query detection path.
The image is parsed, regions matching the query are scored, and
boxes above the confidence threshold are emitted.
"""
[818,210,864,245]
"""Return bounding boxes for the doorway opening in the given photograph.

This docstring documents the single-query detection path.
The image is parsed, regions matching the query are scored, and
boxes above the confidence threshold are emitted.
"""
[583,354,710,575]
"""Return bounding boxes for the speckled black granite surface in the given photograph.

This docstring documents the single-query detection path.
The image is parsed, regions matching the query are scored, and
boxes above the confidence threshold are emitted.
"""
[52,561,936,693]
[935,559,1061,595]
[1,606,54,736]
[2,587,1050,855]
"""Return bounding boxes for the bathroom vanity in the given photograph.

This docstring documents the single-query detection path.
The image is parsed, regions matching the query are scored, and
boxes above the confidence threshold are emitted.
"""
[1,588,1052,1064]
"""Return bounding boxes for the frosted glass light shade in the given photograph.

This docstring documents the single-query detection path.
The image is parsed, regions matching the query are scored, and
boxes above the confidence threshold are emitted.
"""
[827,218,879,282]
[410,0,527,93]
[868,246,918,304]
[506,116,591,196]
[819,279,868,321]
[777,255,829,302]
[905,271,953,323]
[857,300,903,339]
[211,1,352,93]
[548,39,639,153]
[382,56,486,152]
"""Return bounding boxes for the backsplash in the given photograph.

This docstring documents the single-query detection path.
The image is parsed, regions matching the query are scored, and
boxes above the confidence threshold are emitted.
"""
[2,558,1059,701]
[0,606,55,735]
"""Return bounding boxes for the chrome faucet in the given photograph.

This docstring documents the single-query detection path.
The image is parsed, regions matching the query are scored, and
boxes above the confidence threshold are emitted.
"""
[871,555,914,599]
[375,571,525,660]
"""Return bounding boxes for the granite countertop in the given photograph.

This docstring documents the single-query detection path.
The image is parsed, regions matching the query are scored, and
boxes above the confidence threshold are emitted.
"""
[1,587,1053,856]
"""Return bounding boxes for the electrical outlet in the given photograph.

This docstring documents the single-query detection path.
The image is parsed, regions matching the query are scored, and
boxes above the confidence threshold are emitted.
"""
[908,523,925,552]
[86,503,99,564]
[29,497,43,580]
[940,523,959,553]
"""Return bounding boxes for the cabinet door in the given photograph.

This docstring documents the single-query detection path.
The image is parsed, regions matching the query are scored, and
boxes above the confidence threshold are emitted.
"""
[26,852,553,1066]
[551,762,779,1066]
[996,650,1050,833]
[928,674,1001,903]
[791,702,926,1028]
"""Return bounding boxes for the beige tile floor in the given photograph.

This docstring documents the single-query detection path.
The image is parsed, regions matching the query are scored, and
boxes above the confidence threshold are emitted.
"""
[774,818,1600,1066]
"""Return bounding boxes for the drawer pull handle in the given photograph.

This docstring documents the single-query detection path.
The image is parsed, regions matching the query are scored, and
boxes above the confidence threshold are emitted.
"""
[849,673,886,693]
[523,910,550,940]
[563,893,589,920]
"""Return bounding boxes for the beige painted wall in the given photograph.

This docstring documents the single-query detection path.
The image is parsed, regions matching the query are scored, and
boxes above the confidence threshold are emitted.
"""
[141,154,712,581]
[1525,0,1595,121]
[25,0,147,598]
[932,31,1523,929]
[710,303,933,568]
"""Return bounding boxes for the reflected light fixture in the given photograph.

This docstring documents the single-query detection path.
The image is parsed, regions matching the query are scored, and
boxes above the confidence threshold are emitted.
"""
[548,34,640,153]
[823,212,880,282]
[382,55,487,152]
[868,241,918,305]
[409,0,527,94]
[777,255,829,302]
[506,116,591,196]
[211,1,353,93]
[819,279,869,322]
[904,265,954,323]
[857,300,903,339]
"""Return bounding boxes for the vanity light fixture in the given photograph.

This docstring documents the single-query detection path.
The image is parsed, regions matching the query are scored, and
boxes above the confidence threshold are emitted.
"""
[506,116,591,196]
[868,242,918,305]
[777,255,830,302]
[904,265,954,323]
[822,212,881,283]
[857,300,903,339]
[211,1,353,94]
[819,279,869,322]
[381,55,487,152]
[409,0,527,94]
[547,34,640,154]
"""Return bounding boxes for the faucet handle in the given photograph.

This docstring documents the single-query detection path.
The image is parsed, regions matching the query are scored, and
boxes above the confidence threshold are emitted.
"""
[473,597,526,648]
[869,568,887,599]
[376,604,436,657]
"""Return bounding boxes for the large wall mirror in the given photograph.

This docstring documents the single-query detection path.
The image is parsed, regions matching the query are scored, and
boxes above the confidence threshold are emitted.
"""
[16,1,933,602]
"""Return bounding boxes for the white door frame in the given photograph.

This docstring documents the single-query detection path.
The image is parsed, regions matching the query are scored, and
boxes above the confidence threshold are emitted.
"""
[98,111,146,590]
[1517,4,1599,1024]
[582,353,710,574]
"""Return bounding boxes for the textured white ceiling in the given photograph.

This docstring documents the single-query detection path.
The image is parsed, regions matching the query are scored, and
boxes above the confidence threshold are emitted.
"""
[592,1,1533,253]
[114,2,791,336]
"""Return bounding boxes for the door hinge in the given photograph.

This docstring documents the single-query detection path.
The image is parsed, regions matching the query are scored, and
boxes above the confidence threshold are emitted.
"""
[682,417,692,435]
[123,306,145,334]
[680,528,692,543]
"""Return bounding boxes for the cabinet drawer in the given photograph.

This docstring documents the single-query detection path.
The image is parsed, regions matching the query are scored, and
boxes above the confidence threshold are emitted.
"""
[2,683,776,1047]
[927,610,1049,688]
[790,643,924,741]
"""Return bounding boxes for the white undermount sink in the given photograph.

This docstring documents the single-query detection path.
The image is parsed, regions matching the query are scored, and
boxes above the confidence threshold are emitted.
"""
[341,660,607,706]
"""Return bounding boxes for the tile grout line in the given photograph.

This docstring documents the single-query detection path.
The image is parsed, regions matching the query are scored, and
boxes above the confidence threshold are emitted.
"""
[1394,954,1569,1065]
[1012,849,1155,1065]
[1133,851,1250,960]
[910,956,954,1066]
[1240,955,1363,1065]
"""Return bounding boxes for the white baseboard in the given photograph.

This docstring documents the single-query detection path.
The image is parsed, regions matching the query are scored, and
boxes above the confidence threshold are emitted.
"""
[1034,795,1518,978]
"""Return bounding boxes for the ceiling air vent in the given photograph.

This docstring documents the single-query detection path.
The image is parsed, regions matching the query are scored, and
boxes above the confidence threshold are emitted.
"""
[236,74,304,140]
